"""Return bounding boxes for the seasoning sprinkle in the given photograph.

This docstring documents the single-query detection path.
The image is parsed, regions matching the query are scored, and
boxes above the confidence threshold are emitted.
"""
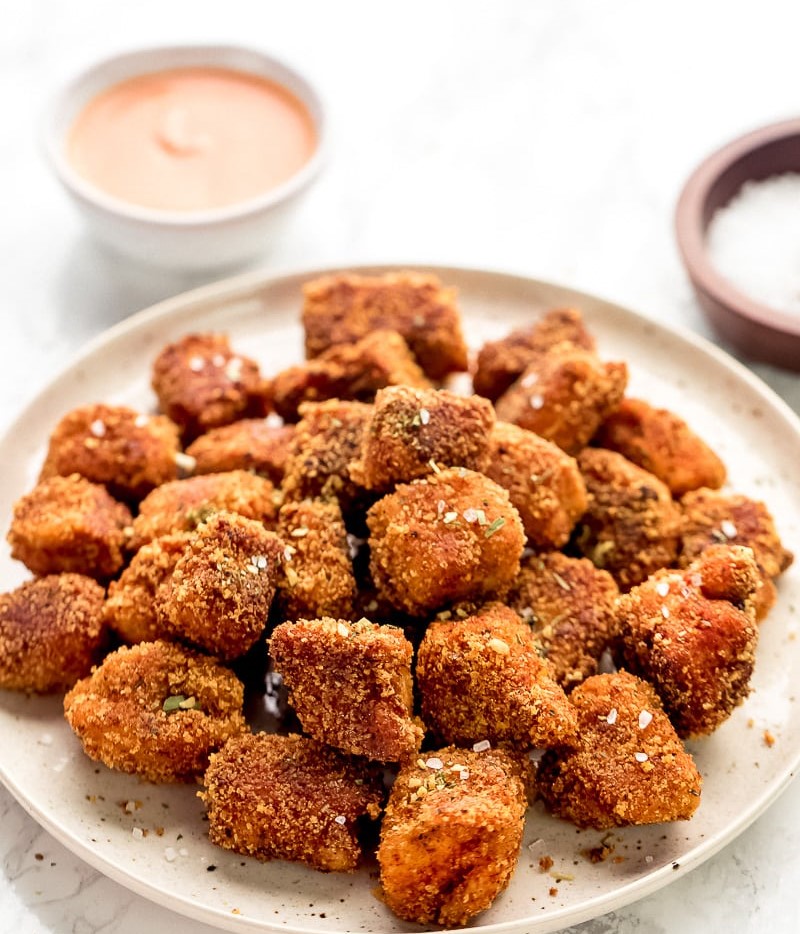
[488,637,510,655]
[552,572,571,592]
[428,458,441,474]
[163,695,188,714]
[484,516,506,538]
[443,511,458,524]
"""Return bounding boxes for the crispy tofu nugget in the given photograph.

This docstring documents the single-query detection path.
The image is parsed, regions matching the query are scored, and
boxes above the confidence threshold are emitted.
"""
[201,732,384,872]
[473,307,595,401]
[185,420,295,485]
[594,397,727,497]
[350,386,495,492]
[39,403,180,502]
[506,552,619,690]
[8,474,132,580]
[0,574,106,693]
[574,448,681,591]
[378,746,526,927]
[495,347,627,455]
[615,545,760,737]
[270,617,423,762]
[484,421,587,549]
[536,671,702,829]
[367,467,525,616]
[129,470,278,550]
[157,512,284,660]
[63,640,246,782]
[104,533,192,644]
[679,488,794,620]
[302,271,468,379]
[151,333,268,441]
[417,603,577,747]
[269,329,431,422]
[277,499,356,620]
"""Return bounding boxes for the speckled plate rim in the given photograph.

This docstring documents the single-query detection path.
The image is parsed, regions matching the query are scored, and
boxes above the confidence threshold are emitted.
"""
[0,263,798,934]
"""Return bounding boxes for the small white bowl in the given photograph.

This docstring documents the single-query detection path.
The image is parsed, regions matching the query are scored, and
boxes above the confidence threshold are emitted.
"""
[42,45,327,271]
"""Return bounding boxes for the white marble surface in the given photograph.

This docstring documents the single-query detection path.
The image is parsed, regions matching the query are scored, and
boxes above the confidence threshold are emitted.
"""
[1,2,799,932]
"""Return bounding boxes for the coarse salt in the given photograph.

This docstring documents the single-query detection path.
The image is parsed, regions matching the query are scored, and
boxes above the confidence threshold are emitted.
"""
[334,815,347,825]
[419,408,430,425]
[529,394,544,410]
[472,739,491,753]
[606,707,618,725]
[89,418,106,438]
[225,357,243,381]
[425,757,443,770]
[164,847,177,862]
[188,356,205,372]
[521,372,539,388]
[132,827,144,840]
[174,452,196,473]
[655,580,670,598]
[212,353,226,367]
[661,605,670,619]
[38,733,53,746]
[721,520,738,539]
[134,413,150,428]
[125,800,137,813]
[638,710,653,730]
[634,752,649,763]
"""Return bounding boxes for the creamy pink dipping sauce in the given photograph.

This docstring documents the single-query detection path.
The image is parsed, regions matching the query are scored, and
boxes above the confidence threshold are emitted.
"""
[67,66,317,212]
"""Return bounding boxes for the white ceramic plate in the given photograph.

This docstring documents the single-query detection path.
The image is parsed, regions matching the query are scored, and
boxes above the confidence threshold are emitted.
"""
[0,265,798,934]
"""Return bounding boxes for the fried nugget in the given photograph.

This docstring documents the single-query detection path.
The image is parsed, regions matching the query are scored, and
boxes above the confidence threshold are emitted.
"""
[270,617,423,762]
[39,403,181,502]
[277,499,356,620]
[378,746,526,927]
[615,545,759,737]
[417,603,577,747]
[8,474,132,580]
[506,552,619,689]
[594,397,727,497]
[151,333,268,441]
[350,386,495,492]
[201,732,384,872]
[473,307,595,401]
[185,420,294,485]
[157,512,284,660]
[679,488,793,620]
[0,574,106,693]
[269,329,431,422]
[536,671,702,829]
[129,470,278,550]
[495,347,627,455]
[64,640,246,782]
[484,421,587,549]
[367,467,525,616]
[574,448,681,591]
[302,271,468,379]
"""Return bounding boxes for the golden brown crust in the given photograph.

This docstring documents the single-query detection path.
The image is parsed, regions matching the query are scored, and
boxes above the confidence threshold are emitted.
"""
[367,467,526,616]
[594,397,727,497]
[269,616,423,762]
[378,745,526,926]
[0,574,107,693]
[484,421,587,549]
[350,386,495,492]
[63,640,246,782]
[302,271,468,379]
[186,420,294,485]
[536,671,702,829]
[416,602,577,747]
[201,732,384,872]
[8,474,132,580]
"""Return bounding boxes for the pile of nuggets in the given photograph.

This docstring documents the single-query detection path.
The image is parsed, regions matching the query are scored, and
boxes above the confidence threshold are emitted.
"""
[0,270,794,928]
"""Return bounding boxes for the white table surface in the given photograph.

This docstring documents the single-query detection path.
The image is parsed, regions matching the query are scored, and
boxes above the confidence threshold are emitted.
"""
[2,2,800,932]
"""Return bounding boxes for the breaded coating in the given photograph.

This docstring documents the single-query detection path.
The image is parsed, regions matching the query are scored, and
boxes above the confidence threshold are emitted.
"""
[0,574,106,693]
[157,512,284,660]
[416,603,577,747]
[615,545,760,737]
[506,552,619,690]
[186,420,294,485]
[8,474,132,580]
[151,333,268,441]
[302,271,469,379]
[594,397,727,497]
[104,533,192,644]
[350,386,495,492]
[269,617,423,762]
[378,746,526,927]
[536,671,702,829]
[494,347,627,455]
[367,467,525,616]
[39,403,180,502]
[201,732,384,872]
[277,499,356,620]
[269,329,431,422]
[484,421,587,549]
[129,470,278,550]
[574,448,681,591]
[679,488,794,621]
[64,640,246,782]
[473,307,595,401]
